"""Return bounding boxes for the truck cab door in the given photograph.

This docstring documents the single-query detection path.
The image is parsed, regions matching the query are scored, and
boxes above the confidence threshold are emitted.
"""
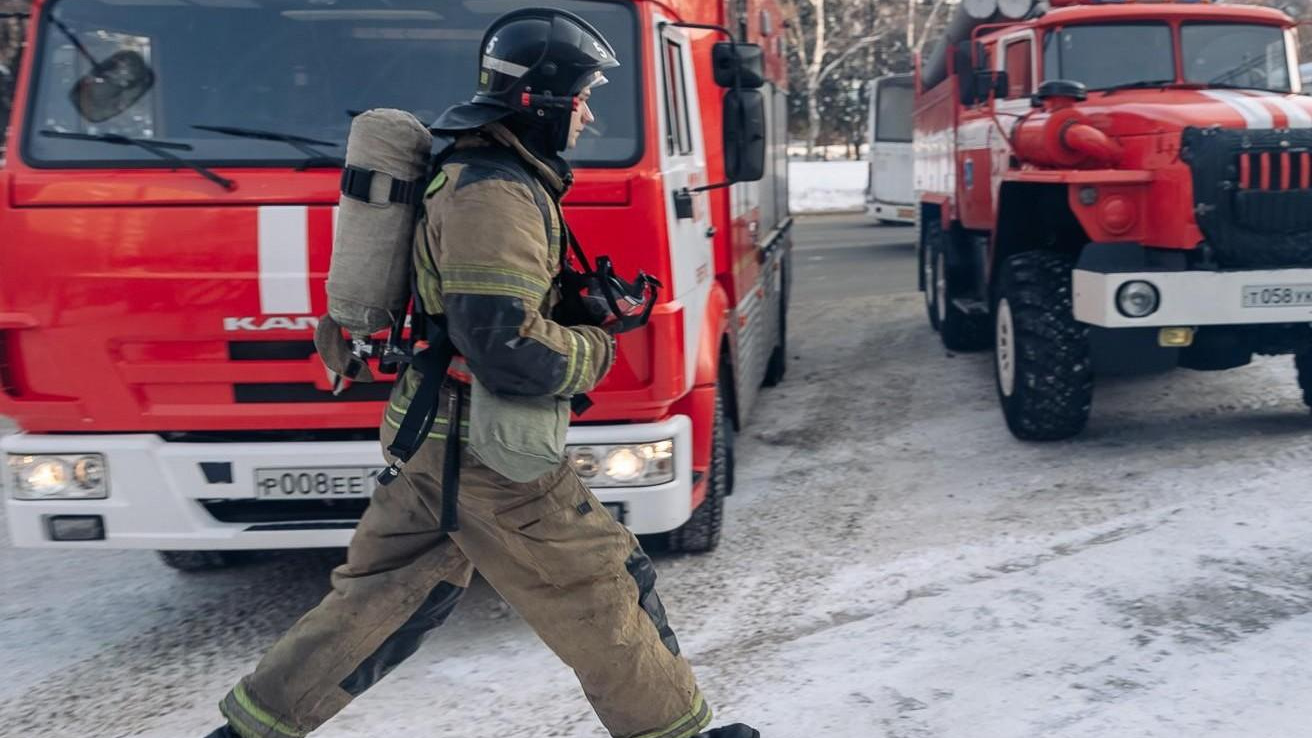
[655,19,714,391]
[990,33,1038,210]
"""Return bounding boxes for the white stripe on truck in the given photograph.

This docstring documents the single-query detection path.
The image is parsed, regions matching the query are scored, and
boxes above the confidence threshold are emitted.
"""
[1260,94,1312,129]
[257,206,311,315]
[1201,90,1274,129]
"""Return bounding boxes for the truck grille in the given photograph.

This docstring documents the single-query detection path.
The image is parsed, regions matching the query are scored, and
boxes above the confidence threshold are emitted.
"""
[1183,126,1312,268]
[201,498,369,524]
[1237,150,1311,191]
[233,382,392,403]
[228,340,317,361]
[0,332,17,397]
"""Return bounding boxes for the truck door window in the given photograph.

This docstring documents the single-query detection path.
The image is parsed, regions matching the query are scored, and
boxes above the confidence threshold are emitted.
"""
[1003,40,1033,99]
[24,0,642,168]
[1182,23,1291,92]
[1043,23,1173,91]
[662,38,693,156]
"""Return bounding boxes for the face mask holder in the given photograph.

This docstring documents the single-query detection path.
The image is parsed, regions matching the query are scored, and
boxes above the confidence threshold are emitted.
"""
[554,227,662,333]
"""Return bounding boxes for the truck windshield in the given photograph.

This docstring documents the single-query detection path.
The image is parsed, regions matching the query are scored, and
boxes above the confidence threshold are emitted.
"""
[24,0,640,169]
[1043,23,1174,92]
[1182,23,1290,92]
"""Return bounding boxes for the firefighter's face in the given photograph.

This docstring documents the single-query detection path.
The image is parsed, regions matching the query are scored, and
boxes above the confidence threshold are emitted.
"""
[567,88,595,150]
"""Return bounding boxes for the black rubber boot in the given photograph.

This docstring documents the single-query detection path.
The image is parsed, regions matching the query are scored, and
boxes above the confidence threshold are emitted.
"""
[203,725,240,738]
[698,725,761,738]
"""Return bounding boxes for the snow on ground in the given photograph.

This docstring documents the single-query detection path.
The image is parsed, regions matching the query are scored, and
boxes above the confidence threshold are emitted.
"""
[4,233,1312,737]
[790,160,868,215]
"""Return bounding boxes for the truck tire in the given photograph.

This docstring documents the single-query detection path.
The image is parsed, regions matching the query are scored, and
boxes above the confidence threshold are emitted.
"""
[922,219,942,332]
[157,550,243,572]
[927,220,990,351]
[993,251,1093,441]
[1297,352,1312,408]
[762,290,788,388]
[667,377,730,553]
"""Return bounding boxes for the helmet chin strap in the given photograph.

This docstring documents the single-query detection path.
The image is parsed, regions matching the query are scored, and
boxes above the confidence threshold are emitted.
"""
[510,91,577,153]
[504,108,572,155]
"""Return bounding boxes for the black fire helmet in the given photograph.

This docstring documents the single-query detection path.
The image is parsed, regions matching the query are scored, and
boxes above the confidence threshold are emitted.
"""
[432,7,620,152]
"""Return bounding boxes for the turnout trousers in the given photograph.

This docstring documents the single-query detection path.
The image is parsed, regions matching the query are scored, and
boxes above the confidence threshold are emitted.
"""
[220,385,709,738]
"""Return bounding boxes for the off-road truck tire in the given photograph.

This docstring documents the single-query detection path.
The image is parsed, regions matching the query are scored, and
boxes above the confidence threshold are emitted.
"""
[922,219,942,333]
[993,251,1093,441]
[1296,352,1312,408]
[927,220,990,351]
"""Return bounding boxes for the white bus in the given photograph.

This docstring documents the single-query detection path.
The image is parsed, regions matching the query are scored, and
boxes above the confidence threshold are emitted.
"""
[865,73,915,224]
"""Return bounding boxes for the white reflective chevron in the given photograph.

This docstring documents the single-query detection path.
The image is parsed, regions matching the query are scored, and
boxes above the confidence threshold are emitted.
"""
[257,206,311,315]
[1202,90,1274,129]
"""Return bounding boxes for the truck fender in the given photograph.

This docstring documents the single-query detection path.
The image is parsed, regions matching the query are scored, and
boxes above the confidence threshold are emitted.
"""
[669,282,731,509]
[693,281,732,390]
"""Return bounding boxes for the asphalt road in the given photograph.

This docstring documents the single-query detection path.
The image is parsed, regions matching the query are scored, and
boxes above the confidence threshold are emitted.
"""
[4,215,1312,738]
[792,214,917,302]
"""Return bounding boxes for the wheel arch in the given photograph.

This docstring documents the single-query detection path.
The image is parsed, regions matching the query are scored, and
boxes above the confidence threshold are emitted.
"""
[993,182,1089,285]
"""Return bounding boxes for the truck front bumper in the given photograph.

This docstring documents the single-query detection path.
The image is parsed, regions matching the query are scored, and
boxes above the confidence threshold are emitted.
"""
[1073,267,1312,328]
[2,416,694,550]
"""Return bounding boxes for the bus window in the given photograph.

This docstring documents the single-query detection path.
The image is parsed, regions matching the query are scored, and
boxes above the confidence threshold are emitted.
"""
[874,78,912,143]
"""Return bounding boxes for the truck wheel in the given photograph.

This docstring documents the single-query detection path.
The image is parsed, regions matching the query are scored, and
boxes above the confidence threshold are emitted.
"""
[993,251,1093,441]
[762,291,788,388]
[667,378,730,553]
[927,221,990,351]
[157,550,243,572]
[922,220,942,333]
[1296,352,1312,408]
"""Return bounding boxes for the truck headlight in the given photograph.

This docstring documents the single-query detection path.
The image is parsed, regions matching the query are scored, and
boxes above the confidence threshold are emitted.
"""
[568,441,675,487]
[7,454,109,500]
[1116,280,1160,318]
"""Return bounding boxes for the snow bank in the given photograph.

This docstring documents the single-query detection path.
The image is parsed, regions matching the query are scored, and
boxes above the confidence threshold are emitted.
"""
[790,160,868,215]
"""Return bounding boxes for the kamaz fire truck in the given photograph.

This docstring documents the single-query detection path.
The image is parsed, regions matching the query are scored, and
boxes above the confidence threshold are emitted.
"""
[915,0,1312,440]
[0,0,792,567]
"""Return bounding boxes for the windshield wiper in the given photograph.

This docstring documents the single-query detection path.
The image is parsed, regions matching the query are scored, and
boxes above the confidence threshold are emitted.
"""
[1202,82,1292,95]
[1099,79,1178,95]
[192,125,344,170]
[38,130,234,190]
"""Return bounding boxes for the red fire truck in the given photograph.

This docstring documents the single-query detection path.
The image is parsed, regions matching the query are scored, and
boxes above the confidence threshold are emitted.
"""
[915,0,1312,440]
[0,0,792,567]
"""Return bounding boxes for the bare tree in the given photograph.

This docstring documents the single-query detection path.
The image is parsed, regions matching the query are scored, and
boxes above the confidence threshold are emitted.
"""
[783,0,920,158]
[0,1,29,159]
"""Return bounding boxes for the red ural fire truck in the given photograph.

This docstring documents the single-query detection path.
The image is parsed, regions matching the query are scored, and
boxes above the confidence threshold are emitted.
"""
[0,0,793,567]
[915,0,1312,440]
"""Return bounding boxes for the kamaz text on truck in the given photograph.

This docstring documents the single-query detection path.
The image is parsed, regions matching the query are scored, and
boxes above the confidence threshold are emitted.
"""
[914,0,1312,439]
[0,0,793,567]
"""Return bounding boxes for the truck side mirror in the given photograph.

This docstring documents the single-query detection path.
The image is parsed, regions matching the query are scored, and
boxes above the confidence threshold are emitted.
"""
[70,49,155,123]
[974,70,1009,102]
[712,42,765,89]
[723,88,766,183]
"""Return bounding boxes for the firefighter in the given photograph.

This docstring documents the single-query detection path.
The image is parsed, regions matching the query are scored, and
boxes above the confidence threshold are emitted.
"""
[205,8,758,738]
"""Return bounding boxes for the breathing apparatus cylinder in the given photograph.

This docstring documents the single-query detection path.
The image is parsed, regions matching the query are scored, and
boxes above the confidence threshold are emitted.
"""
[326,109,433,336]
